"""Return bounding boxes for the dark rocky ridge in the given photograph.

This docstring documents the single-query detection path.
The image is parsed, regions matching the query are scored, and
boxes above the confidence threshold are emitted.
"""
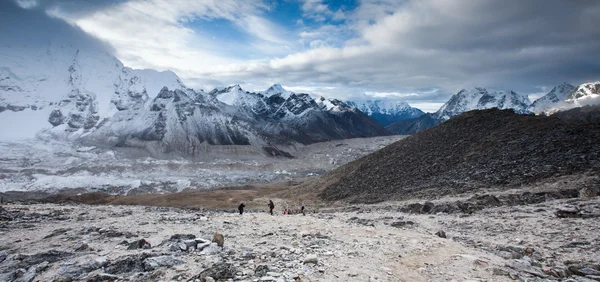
[318,108,600,203]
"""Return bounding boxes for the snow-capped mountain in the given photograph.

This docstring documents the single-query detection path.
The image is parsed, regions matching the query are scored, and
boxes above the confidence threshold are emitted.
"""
[435,87,531,121]
[0,4,390,154]
[0,42,184,140]
[566,81,600,105]
[387,87,532,135]
[83,84,390,156]
[529,83,576,114]
[262,83,293,99]
[345,100,425,126]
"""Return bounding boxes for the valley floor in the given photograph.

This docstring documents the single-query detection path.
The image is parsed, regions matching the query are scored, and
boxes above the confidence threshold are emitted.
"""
[0,195,598,281]
[0,136,405,197]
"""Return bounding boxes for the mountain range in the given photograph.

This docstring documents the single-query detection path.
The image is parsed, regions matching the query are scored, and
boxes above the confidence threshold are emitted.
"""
[345,100,424,126]
[1,2,599,153]
[0,41,390,157]
[386,81,600,135]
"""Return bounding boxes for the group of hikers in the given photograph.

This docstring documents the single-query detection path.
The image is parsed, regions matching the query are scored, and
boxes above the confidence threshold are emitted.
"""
[237,200,305,216]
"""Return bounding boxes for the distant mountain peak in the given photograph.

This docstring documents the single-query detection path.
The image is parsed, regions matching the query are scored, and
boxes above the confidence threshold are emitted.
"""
[435,87,530,120]
[529,82,576,114]
[263,83,292,99]
[345,99,424,126]
[566,81,600,103]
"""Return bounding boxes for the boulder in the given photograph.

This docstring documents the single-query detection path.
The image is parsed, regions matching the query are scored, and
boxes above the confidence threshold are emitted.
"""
[212,232,225,247]
[200,243,222,255]
[144,255,183,270]
[555,205,582,218]
[421,202,435,213]
[304,254,318,264]
[127,239,151,250]
[104,253,154,274]
[435,230,447,238]
[191,262,236,281]
[580,186,598,198]
[255,265,270,277]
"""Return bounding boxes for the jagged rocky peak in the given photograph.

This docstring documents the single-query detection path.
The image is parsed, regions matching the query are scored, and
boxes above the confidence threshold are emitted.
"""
[316,97,352,112]
[566,81,600,102]
[263,83,292,99]
[529,82,576,114]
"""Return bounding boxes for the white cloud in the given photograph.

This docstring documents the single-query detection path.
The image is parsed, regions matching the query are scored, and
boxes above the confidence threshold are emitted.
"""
[48,0,291,81]
[15,0,38,9]
[31,0,600,109]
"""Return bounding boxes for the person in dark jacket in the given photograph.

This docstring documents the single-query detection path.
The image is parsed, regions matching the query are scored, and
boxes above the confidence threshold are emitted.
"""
[268,200,275,215]
[301,204,305,216]
[238,203,245,215]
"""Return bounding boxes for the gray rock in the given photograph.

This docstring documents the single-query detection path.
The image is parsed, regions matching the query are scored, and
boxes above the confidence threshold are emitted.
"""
[168,243,180,252]
[169,234,196,240]
[303,254,318,264]
[200,243,222,255]
[571,267,600,276]
[74,242,90,252]
[84,273,120,281]
[183,239,198,250]
[586,275,600,281]
[57,256,107,278]
[177,242,188,252]
[13,261,49,282]
[144,255,183,270]
[22,250,73,265]
[555,205,582,218]
[390,221,415,228]
[197,242,212,252]
[43,228,71,239]
[435,230,447,238]
[421,202,435,213]
[104,253,155,274]
[191,262,236,281]
[569,275,599,282]
[580,187,598,198]
[127,239,151,250]
[505,259,548,278]
[255,265,270,277]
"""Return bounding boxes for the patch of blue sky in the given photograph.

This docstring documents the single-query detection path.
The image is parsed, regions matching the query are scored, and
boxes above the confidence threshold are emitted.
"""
[324,0,359,14]
[184,18,258,59]
[264,0,305,28]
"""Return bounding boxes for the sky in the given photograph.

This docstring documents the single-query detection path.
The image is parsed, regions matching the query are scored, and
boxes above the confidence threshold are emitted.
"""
[7,0,600,112]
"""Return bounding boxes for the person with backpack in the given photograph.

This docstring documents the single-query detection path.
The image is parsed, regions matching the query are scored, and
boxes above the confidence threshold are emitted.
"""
[268,200,275,215]
[238,203,245,215]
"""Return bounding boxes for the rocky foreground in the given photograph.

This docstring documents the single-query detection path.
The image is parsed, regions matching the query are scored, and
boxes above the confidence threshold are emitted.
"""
[0,193,599,282]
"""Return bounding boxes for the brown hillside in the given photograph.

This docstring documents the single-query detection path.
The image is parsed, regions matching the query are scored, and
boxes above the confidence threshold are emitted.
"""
[317,108,600,203]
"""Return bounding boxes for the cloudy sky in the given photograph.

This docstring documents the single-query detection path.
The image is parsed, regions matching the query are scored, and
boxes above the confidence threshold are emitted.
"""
[9,0,600,112]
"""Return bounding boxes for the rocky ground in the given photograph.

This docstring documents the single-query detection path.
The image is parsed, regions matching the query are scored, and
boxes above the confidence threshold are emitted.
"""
[0,193,599,282]
[318,109,600,203]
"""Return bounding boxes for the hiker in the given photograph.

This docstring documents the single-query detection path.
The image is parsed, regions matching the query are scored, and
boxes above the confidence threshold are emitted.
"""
[238,203,245,215]
[301,204,305,216]
[268,200,275,215]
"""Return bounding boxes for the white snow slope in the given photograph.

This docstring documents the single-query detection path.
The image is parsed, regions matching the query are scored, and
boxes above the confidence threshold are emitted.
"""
[435,87,531,121]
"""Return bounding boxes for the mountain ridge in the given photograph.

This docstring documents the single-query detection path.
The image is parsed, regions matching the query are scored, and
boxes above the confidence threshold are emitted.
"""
[345,99,425,126]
